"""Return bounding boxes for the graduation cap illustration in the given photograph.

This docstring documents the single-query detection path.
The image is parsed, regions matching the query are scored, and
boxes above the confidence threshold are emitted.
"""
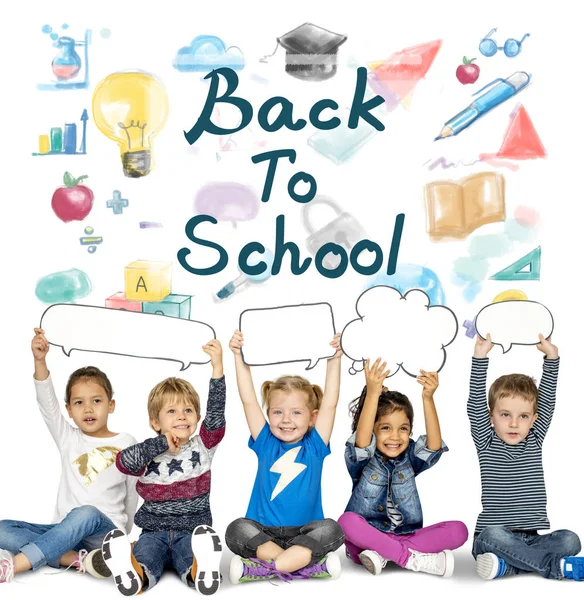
[276,23,347,81]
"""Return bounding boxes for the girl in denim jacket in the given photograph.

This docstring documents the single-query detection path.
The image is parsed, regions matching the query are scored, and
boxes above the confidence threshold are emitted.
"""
[338,358,467,577]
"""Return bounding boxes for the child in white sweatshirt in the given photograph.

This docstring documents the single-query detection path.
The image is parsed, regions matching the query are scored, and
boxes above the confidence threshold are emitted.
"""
[0,328,138,584]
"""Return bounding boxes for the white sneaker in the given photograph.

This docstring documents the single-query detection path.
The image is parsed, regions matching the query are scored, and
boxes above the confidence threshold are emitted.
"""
[358,550,387,575]
[404,549,454,577]
[190,525,222,595]
[0,550,15,584]
[102,529,143,596]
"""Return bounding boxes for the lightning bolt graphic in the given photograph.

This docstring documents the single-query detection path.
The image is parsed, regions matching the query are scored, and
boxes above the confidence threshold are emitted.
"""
[270,446,307,501]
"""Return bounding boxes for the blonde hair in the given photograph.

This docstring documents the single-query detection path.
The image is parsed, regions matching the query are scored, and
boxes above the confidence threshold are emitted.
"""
[488,374,538,413]
[148,377,200,432]
[260,375,323,412]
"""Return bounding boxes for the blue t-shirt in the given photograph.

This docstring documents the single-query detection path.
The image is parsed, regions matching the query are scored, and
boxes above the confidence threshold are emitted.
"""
[245,423,330,527]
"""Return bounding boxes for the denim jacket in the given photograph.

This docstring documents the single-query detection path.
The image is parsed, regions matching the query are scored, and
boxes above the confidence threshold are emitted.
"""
[344,432,448,534]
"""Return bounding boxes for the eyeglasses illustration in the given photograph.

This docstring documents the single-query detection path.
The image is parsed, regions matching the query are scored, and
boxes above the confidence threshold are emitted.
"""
[479,29,530,58]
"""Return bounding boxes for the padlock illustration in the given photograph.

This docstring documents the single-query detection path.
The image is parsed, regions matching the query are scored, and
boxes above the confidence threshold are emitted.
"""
[302,196,367,269]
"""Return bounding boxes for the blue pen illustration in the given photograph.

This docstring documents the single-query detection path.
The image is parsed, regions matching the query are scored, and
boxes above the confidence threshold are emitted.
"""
[435,71,530,140]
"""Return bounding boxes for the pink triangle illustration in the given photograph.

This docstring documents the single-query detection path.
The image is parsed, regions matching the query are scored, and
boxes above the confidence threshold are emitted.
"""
[368,40,442,103]
[482,105,546,161]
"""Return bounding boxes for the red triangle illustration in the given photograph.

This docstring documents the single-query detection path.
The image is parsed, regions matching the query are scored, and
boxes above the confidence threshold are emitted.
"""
[369,40,442,101]
[495,105,546,159]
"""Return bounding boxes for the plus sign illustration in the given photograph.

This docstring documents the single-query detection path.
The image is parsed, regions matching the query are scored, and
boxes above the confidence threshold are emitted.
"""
[107,190,129,214]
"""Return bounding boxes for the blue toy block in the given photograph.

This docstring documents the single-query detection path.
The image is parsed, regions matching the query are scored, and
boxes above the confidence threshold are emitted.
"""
[142,294,191,319]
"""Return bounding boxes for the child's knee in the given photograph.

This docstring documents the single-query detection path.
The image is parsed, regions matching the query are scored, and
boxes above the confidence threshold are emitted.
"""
[556,530,581,556]
[68,505,104,527]
[337,511,362,531]
[452,521,469,545]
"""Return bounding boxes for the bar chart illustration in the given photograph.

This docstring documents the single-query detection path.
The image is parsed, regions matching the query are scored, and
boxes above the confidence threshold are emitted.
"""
[32,109,88,156]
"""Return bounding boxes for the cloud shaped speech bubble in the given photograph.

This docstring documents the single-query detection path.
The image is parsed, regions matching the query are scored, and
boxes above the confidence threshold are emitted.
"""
[240,303,336,370]
[341,286,458,377]
[40,304,216,370]
[475,300,554,353]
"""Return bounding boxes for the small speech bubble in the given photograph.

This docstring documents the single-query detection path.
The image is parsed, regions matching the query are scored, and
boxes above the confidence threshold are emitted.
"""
[240,303,336,370]
[341,286,458,377]
[475,300,554,353]
[40,304,216,370]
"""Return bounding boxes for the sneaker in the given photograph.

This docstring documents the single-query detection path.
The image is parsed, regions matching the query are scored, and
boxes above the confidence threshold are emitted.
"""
[358,550,387,576]
[294,553,341,580]
[404,549,454,577]
[0,550,15,584]
[476,552,508,580]
[229,556,293,584]
[84,549,112,579]
[102,529,143,596]
[189,525,222,595]
[562,556,584,581]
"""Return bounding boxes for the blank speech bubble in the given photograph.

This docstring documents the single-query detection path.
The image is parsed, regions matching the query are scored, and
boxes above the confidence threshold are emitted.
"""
[341,286,458,377]
[40,304,216,370]
[240,303,336,370]
[475,300,554,353]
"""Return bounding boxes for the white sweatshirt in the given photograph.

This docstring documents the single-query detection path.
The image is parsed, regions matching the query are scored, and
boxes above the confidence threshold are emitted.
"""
[34,375,139,533]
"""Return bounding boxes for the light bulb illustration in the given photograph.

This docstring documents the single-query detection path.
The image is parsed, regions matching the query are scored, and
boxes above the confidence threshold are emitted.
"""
[92,71,169,178]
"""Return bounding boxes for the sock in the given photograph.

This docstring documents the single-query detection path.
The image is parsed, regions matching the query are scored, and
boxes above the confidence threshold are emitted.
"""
[561,558,567,576]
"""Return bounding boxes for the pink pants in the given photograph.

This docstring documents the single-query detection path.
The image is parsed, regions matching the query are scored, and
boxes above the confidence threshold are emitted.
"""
[338,512,468,567]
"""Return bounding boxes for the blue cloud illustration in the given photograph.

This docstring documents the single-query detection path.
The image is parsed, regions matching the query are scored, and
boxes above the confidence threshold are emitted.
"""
[173,35,245,72]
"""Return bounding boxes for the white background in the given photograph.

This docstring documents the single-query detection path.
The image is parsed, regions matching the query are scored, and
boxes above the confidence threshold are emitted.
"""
[1,1,583,598]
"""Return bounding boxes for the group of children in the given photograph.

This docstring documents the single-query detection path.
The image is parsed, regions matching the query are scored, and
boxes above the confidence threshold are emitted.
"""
[0,325,583,592]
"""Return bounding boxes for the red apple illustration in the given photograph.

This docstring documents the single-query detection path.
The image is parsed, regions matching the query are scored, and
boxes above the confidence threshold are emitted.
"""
[51,172,94,222]
[456,57,480,84]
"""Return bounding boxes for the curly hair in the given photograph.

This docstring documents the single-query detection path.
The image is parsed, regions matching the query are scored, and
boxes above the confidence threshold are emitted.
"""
[349,385,414,433]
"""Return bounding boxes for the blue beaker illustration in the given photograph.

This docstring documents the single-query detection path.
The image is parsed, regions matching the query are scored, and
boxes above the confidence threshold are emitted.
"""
[52,36,82,81]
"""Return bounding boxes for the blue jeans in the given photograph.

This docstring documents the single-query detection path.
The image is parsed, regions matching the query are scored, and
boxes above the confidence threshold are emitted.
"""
[473,526,582,579]
[133,530,195,590]
[0,505,116,570]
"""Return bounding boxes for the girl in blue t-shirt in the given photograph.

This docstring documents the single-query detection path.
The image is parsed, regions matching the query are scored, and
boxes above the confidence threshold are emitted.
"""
[338,358,468,577]
[225,330,345,585]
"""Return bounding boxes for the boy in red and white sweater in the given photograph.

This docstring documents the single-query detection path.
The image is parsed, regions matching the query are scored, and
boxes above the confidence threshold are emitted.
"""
[102,339,226,596]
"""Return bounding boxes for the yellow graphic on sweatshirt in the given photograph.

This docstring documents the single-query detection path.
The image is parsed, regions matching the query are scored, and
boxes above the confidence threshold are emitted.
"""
[73,446,120,486]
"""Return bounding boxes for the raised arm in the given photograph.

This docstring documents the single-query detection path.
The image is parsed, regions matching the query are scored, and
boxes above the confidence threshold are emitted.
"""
[467,334,494,450]
[314,334,342,445]
[199,339,227,449]
[32,327,74,445]
[355,358,390,448]
[532,334,559,442]
[229,330,266,440]
[416,370,442,451]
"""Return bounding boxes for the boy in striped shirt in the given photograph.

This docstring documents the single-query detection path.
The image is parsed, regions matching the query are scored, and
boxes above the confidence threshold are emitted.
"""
[468,333,583,581]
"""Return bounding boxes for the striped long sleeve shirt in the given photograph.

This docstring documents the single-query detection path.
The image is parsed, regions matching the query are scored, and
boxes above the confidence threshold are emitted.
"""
[467,357,559,536]
[116,376,226,531]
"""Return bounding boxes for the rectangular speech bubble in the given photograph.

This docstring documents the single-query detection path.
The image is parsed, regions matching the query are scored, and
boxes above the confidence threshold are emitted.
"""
[40,304,216,370]
[239,303,336,369]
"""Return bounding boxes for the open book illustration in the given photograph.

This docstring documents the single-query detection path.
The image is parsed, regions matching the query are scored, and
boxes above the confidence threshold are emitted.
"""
[425,171,505,240]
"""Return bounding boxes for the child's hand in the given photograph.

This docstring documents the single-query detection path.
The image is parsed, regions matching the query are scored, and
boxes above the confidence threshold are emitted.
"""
[364,357,391,393]
[536,334,558,359]
[164,431,181,453]
[203,339,224,378]
[328,333,343,360]
[474,333,494,358]
[32,328,49,361]
[229,330,243,355]
[417,370,439,401]
[203,339,223,366]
